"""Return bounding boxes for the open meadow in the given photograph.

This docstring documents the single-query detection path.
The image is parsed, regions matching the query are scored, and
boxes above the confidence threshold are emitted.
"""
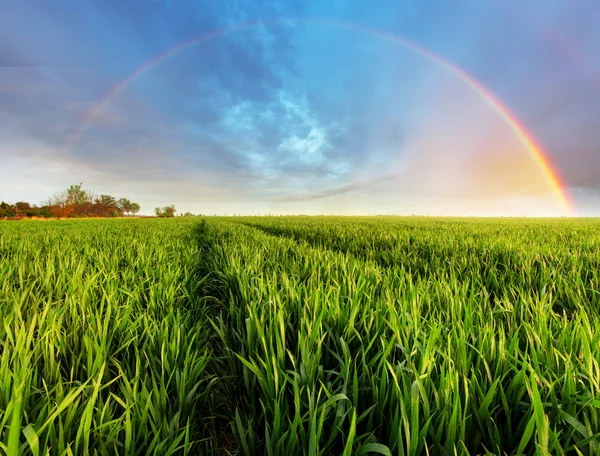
[1,217,599,455]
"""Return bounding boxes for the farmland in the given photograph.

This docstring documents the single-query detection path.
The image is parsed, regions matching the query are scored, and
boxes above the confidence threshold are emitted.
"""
[1,217,599,455]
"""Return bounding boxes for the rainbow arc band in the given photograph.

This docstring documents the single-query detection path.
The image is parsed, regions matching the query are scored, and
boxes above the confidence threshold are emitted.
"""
[64,18,573,216]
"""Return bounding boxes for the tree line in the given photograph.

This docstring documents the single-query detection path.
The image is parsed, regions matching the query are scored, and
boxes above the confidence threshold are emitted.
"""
[154,205,176,217]
[0,183,141,219]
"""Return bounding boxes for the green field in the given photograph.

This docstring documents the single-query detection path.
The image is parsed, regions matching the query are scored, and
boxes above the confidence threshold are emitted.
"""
[1,217,599,455]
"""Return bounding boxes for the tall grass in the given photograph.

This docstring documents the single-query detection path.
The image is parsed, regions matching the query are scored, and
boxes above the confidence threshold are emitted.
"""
[199,217,600,455]
[2,217,599,454]
[0,219,217,455]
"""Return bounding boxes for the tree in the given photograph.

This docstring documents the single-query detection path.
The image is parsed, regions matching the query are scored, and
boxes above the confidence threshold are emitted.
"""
[38,206,53,218]
[164,205,176,217]
[117,198,132,215]
[1,201,15,218]
[154,205,176,217]
[15,202,31,216]
[95,194,117,207]
[50,183,94,217]
[130,202,140,215]
[65,183,93,207]
[92,194,119,217]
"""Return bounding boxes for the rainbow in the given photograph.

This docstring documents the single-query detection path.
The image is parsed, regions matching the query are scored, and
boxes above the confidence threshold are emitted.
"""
[64,18,573,215]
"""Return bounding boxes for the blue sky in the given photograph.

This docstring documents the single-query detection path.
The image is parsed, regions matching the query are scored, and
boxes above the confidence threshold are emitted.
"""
[1,0,599,215]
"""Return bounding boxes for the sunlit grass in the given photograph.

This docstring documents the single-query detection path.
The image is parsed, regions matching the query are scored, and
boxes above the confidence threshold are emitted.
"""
[201,216,600,455]
[0,219,217,455]
[1,217,599,454]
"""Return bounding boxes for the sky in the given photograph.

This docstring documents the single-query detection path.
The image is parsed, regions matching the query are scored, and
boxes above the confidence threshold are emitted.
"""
[1,0,599,216]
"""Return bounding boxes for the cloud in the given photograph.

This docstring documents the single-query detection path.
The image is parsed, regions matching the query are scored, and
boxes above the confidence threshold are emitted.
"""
[1,0,600,215]
[269,172,398,202]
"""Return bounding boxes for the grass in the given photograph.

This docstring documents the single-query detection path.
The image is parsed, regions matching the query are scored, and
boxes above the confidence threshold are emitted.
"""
[1,216,599,454]
[0,219,220,455]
